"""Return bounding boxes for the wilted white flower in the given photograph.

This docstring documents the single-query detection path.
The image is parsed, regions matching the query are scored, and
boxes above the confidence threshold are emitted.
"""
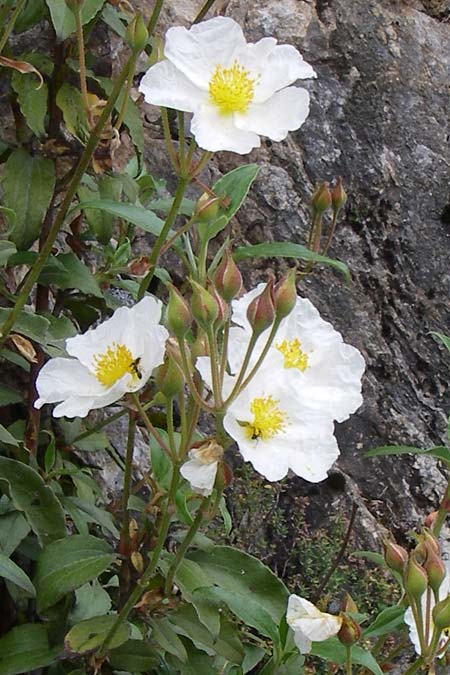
[221,355,340,482]
[286,594,342,654]
[35,297,168,418]
[230,285,365,423]
[139,16,315,154]
[180,440,223,496]
[404,573,450,655]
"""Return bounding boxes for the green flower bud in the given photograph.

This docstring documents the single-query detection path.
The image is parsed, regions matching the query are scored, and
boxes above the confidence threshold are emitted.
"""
[311,182,332,215]
[432,596,450,631]
[337,614,361,647]
[167,285,192,338]
[246,280,275,337]
[404,556,428,600]
[331,177,347,214]
[273,271,297,320]
[195,192,221,224]
[126,14,149,53]
[383,540,408,575]
[209,286,229,328]
[424,550,446,594]
[155,353,185,399]
[191,280,219,330]
[214,248,243,302]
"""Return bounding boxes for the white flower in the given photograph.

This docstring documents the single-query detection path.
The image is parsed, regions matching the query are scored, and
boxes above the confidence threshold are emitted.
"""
[286,594,342,654]
[139,16,315,154]
[180,440,223,496]
[230,285,365,423]
[221,355,340,482]
[404,573,450,655]
[35,297,168,418]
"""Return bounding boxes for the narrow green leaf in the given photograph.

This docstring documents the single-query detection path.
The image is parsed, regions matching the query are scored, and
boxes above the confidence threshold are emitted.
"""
[14,0,46,33]
[363,606,405,638]
[0,241,17,267]
[101,4,126,37]
[0,457,66,547]
[0,308,50,344]
[430,331,450,354]
[149,617,188,661]
[45,0,106,41]
[39,252,103,297]
[2,149,55,250]
[234,242,350,282]
[311,638,383,675]
[10,53,53,138]
[56,82,90,142]
[0,552,35,596]
[35,534,115,613]
[364,445,450,464]
[0,511,30,557]
[213,164,260,221]
[64,615,129,655]
[0,624,62,675]
[0,387,22,406]
[98,76,144,153]
[109,640,159,672]
[76,199,166,237]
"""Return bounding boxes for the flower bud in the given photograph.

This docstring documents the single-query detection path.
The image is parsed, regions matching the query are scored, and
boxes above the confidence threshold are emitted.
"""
[337,614,361,647]
[432,596,450,631]
[311,182,332,215]
[384,540,408,575]
[155,354,185,399]
[209,286,229,328]
[191,333,209,361]
[404,557,428,600]
[422,529,440,555]
[274,271,297,320]
[424,550,446,594]
[223,462,234,487]
[190,280,219,330]
[214,248,243,302]
[340,593,358,614]
[167,285,192,338]
[126,14,149,53]
[246,281,276,337]
[195,192,221,224]
[331,177,347,214]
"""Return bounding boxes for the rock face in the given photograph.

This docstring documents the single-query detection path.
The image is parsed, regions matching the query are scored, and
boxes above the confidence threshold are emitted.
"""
[168,0,450,544]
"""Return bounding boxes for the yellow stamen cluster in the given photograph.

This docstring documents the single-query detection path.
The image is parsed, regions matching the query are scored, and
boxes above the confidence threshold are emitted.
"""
[93,342,137,387]
[209,61,255,115]
[244,395,288,441]
[276,338,309,371]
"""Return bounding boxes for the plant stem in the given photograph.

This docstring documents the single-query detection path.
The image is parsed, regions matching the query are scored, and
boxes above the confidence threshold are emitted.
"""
[113,54,137,132]
[193,0,217,23]
[74,5,91,119]
[403,658,424,675]
[176,338,213,411]
[97,462,181,658]
[138,175,189,299]
[146,0,164,34]
[207,326,222,407]
[160,106,179,171]
[119,412,136,555]
[0,0,26,55]
[131,393,172,456]
[164,494,212,594]
[346,646,352,675]
[0,53,138,347]
[166,398,177,459]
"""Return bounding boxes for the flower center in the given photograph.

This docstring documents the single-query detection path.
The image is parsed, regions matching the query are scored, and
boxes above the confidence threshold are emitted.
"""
[276,338,309,371]
[243,395,288,441]
[209,61,255,115]
[93,342,139,387]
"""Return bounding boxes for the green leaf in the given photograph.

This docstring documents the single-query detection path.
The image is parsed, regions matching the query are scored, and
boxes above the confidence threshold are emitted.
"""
[0,552,35,596]
[213,164,259,221]
[45,0,106,41]
[430,331,450,354]
[234,242,350,282]
[0,386,22,406]
[150,430,173,489]
[39,252,103,297]
[56,82,89,142]
[168,557,219,634]
[0,308,50,344]
[0,457,66,547]
[149,617,188,661]
[97,76,144,153]
[78,175,122,244]
[14,0,47,33]
[10,53,53,137]
[101,4,126,37]
[363,606,405,638]
[0,423,19,446]
[0,241,17,267]
[76,199,166,237]
[0,624,62,675]
[62,496,119,538]
[311,638,383,675]
[64,615,130,655]
[0,511,30,557]
[2,148,55,250]
[364,444,450,464]
[109,640,159,672]
[34,534,115,613]
[70,581,112,624]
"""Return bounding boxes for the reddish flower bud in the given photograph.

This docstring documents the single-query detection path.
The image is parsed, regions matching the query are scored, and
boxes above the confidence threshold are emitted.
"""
[167,285,192,338]
[384,540,408,575]
[404,556,428,600]
[214,248,243,302]
[274,271,297,320]
[331,177,347,214]
[246,281,276,337]
[209,286,229,328]
[424,550,446,594]
[337,614,361,647]
[311,182,332,215]
[191,280,219,330]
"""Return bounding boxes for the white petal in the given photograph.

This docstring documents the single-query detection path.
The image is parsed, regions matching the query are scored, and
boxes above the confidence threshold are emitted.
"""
[235,87,310,141]
[191,105,260,153]
[404,607,422,655]
[181,458,218,496]
[287,595,341,654]
[287,423,340,483]
[254,44,316,101]
[165,17,247,89]
[52,396,98,419]
[35,357,105,406]
[139,59,206,112]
